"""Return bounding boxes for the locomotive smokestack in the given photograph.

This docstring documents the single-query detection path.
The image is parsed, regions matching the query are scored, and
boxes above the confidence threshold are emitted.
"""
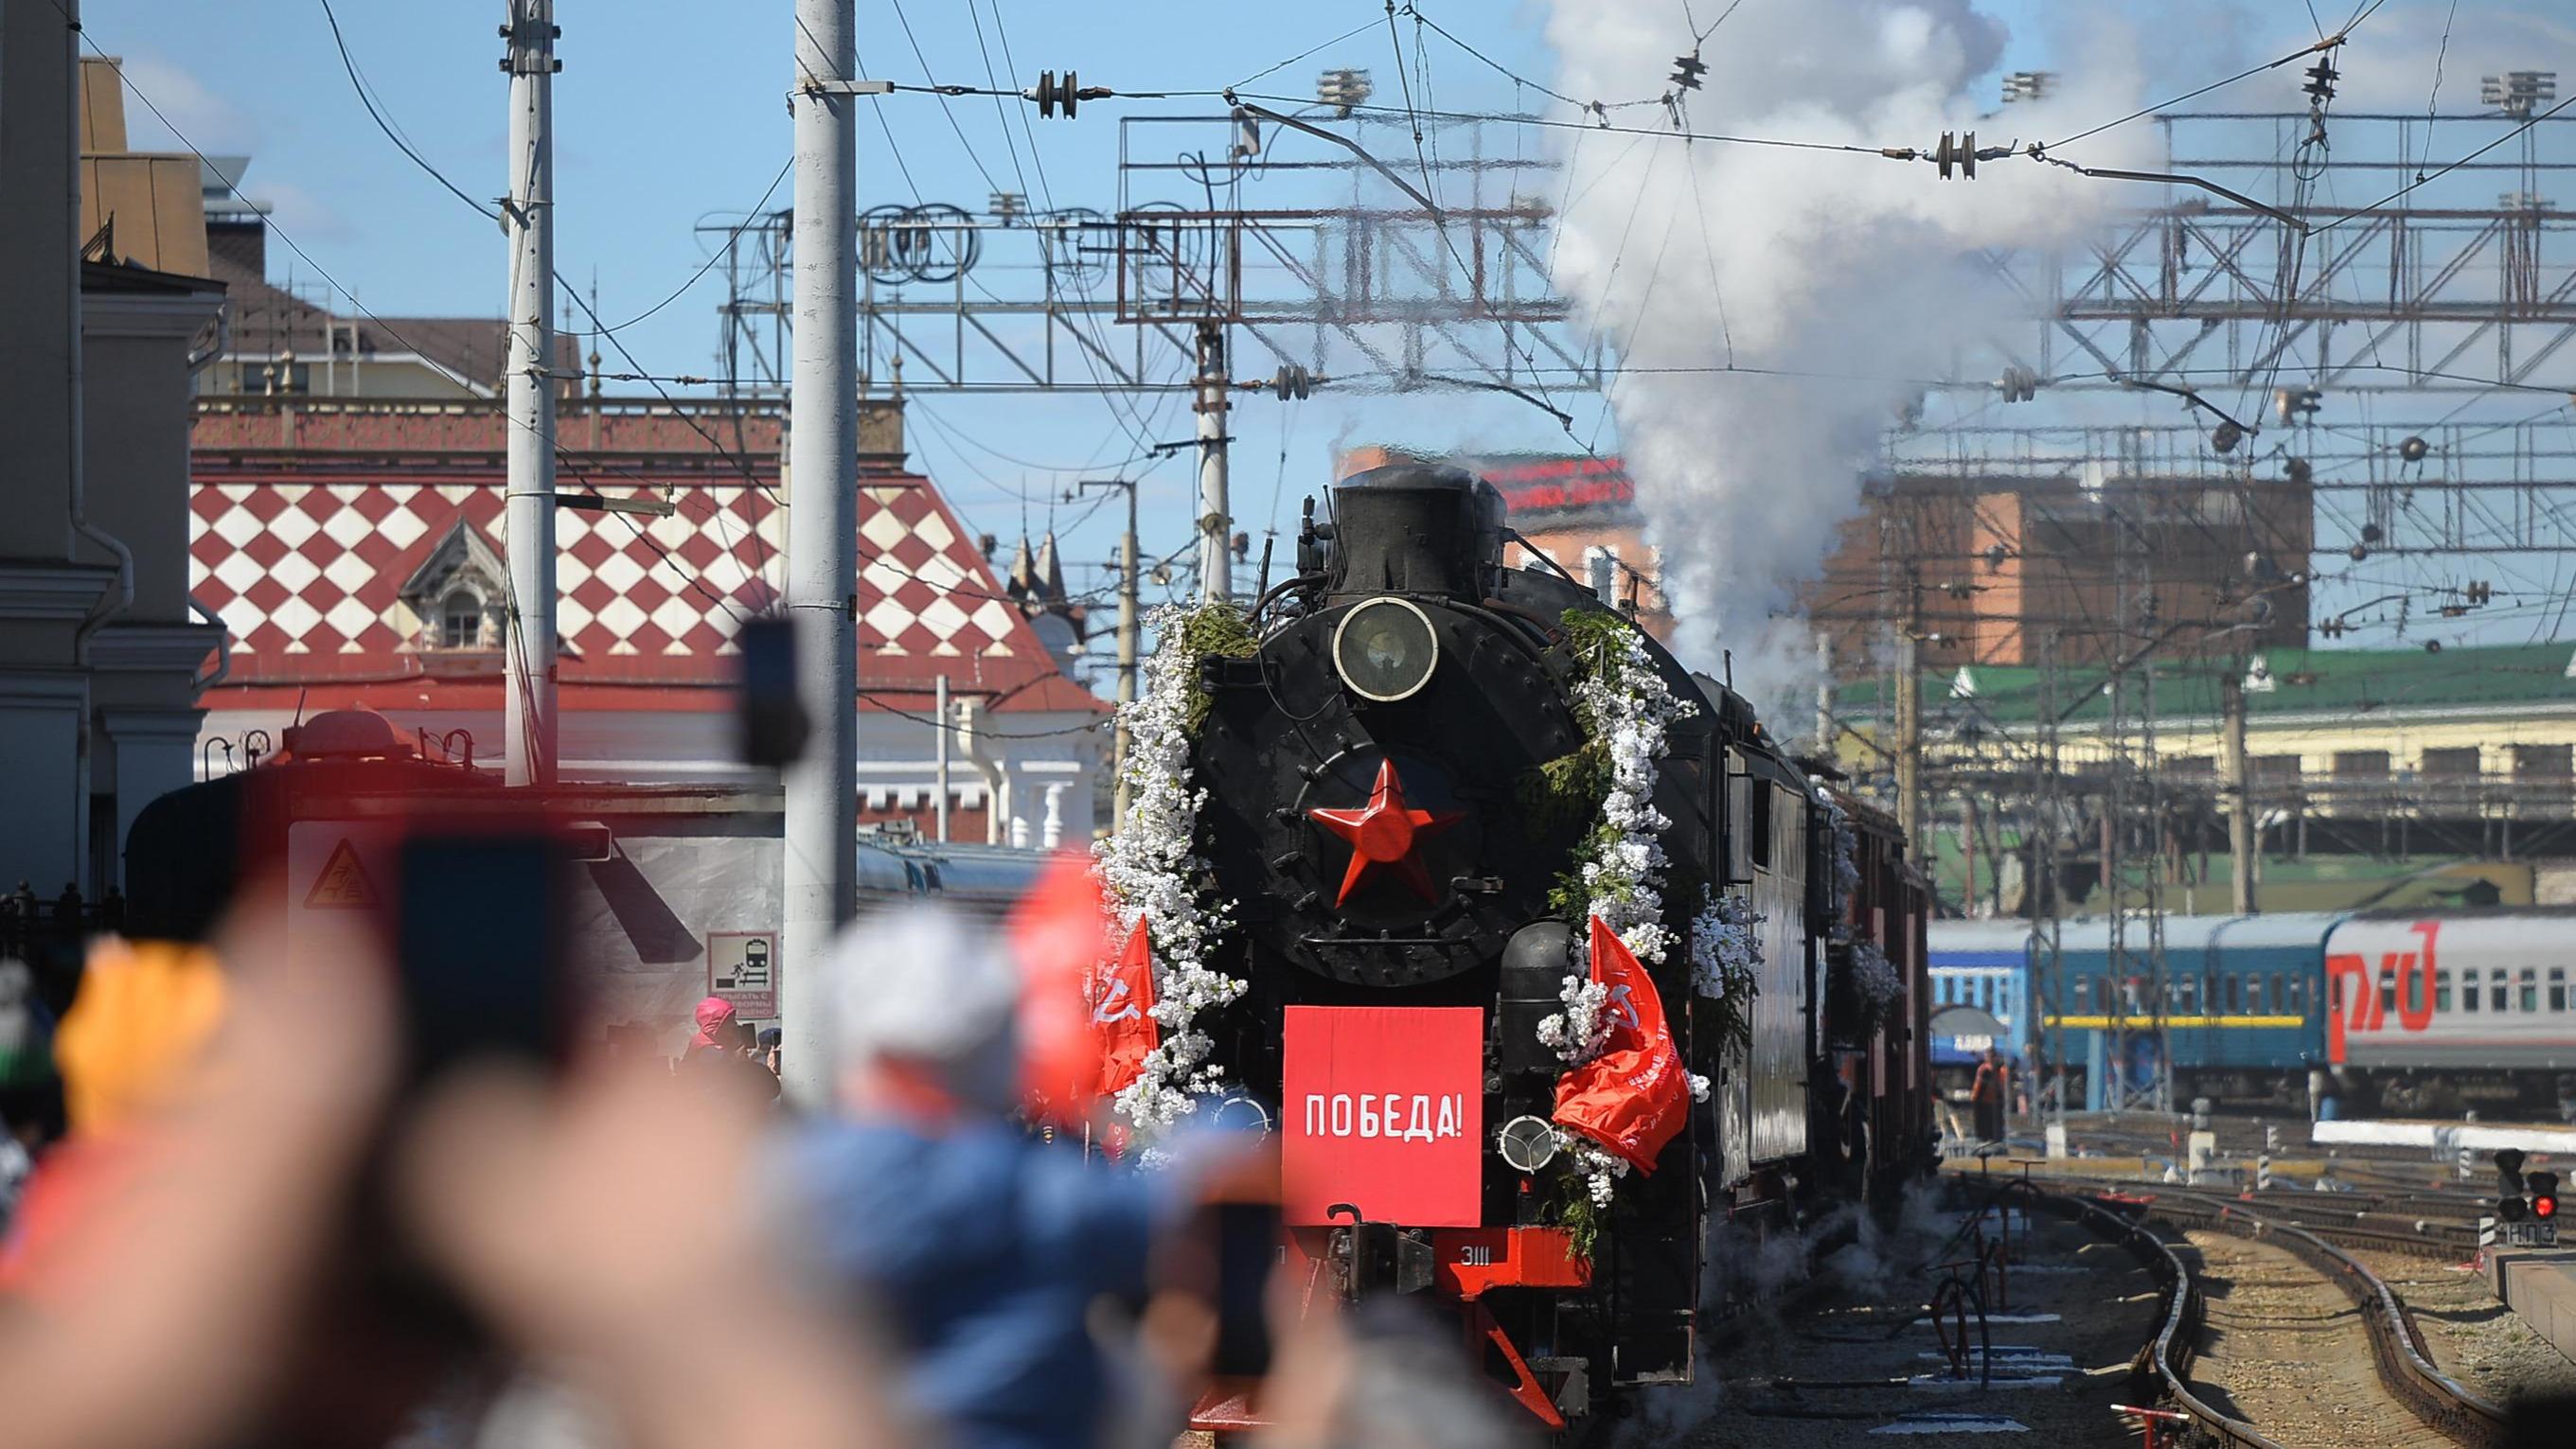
[1327,464,1505,601]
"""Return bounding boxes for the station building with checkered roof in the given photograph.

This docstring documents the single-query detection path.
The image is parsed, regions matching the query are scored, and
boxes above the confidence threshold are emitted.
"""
[188,397,1107,848]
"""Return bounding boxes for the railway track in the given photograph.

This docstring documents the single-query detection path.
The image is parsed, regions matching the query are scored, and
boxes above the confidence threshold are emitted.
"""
[2028,1182,2512,1448]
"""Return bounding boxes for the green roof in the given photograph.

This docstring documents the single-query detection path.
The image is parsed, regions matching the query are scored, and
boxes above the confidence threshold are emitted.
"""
[1839,641,2576,728]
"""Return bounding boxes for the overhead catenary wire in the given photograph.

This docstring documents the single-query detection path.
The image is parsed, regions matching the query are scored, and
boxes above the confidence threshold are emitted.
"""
[558,160,792,339]
[867,6,1178,468]
[2046,32,2352,151]
[2310,92,2576,235]
[314,1,793,534]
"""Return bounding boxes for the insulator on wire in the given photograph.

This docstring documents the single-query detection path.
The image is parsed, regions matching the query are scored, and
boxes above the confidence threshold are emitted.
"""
[1271,363,1316,401]
[2398,434,2430,463]
[1669,51,1707,92]
[1031,69,1079,119]
[2211,418,2243,454]
[2302,59,2338,104]
[1935,131,1978,181]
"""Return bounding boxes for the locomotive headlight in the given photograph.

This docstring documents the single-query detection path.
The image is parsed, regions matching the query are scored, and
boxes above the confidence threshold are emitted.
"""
[1333,597,1440,702]
[1498,1114,1562,1173]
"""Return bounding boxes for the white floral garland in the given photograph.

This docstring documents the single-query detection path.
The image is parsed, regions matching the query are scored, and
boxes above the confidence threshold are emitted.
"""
[1531,622,1709,1208]
[1824,797,1861,935]
[1817,793,1902,1021]
[1093,605,1251,1136]
[1851,941,1902,1014]
[1688,891,1763,1000]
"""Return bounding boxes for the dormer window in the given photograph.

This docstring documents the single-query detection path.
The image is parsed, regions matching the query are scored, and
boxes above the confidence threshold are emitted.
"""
[440,589,487,649]
[400,516,509,653]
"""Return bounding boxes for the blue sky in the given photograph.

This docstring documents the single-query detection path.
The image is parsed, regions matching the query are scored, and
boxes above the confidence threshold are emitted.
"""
[88,1,2039,608]
[93,1,2574,653]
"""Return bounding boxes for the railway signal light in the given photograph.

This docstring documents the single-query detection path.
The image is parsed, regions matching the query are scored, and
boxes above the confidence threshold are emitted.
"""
[2498,1147,2531,1222]
[2533,1171,2560,1220]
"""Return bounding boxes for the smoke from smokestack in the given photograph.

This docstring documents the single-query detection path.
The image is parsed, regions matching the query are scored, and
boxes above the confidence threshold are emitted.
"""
[1541,0,2161,717]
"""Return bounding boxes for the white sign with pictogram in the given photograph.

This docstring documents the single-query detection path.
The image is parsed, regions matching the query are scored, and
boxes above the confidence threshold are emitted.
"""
[707,931,776,1017]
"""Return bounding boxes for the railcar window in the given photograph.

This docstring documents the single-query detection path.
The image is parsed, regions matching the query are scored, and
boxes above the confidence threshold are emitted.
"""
[2463,973,2480,1012]
[2491,969,2510,1013]
[1749,786,1773,870]
[2289,975,2305,1016]
[2176,976,2196,1014]
[2378,967,2397,1017]
[2205,972,2219,1014]
[2330,974,2343,1014]
[2073,977,2092,1013]
[2552,968,2567,1013]
[2435,970,2452,1013]
[2224,975,2241,1014]
[2520,968,2538,1013]
[2404,964,2428,1018]
[2247,975,2265,1014]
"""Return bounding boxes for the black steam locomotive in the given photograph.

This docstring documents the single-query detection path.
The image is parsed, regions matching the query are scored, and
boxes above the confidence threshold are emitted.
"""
[1176,464,1931,1434]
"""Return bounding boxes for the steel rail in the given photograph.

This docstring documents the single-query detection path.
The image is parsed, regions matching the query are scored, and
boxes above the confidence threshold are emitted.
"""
[2016,1186,2287,1449]
[2030,1181,2510,1448]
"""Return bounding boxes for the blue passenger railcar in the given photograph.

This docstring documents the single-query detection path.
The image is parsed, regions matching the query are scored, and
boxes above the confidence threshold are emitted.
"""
[1927,922,2034,1097]
[2040,913,2339,1105]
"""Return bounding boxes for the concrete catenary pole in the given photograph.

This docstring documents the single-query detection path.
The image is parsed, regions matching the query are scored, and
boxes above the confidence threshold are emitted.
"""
[1079,479,1139,829]
[2223,662,2257,912]
[933,673,950,843]
[502,0,559,786]
[1893,603,1924,852]
[782,0,860,1107]
[1814,631,1833,758]
[1194,322,1232,602]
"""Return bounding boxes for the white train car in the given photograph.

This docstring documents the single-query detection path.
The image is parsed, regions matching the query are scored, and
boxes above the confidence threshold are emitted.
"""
[2329,909,2576,1115]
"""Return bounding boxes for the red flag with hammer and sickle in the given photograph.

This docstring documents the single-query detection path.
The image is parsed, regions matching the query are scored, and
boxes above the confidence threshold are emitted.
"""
[1551,915,1691,1174]
[1012,853,1111,1123]
[1093,927,1160,1096]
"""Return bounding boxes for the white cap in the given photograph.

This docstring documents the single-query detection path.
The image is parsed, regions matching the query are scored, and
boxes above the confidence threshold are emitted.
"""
[823,905,1020,1099]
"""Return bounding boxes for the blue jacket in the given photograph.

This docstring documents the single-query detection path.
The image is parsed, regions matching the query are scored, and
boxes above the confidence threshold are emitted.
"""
[776,1120,1164,1449]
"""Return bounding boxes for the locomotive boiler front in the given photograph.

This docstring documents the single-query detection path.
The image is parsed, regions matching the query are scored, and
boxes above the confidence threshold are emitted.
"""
[1192,466,1588,994]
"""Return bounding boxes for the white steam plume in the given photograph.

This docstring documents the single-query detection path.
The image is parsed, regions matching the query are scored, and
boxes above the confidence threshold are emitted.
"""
[1541,0,2163,718]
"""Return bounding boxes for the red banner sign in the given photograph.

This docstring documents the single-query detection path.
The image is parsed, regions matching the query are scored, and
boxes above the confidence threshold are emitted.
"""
[1282,1006,1484,1228]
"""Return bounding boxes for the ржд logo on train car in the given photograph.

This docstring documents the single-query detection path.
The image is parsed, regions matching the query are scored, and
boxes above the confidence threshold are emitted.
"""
[2326,919,2440,1063]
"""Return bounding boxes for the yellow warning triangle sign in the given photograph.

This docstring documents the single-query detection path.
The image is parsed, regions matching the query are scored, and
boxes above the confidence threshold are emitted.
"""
[304,839,380,910]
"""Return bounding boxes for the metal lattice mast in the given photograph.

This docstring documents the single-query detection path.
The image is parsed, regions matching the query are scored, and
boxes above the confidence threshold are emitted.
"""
[2141,647,2173,1115]
[2037,630,2068,1124]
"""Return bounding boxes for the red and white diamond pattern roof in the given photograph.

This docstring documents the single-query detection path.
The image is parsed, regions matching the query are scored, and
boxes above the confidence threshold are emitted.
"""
[188,470,1095,712]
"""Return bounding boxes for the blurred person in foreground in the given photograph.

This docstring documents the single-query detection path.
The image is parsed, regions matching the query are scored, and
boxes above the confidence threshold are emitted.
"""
[1252,1299,1535,1449]
[0,892,902,1449]
[773,905,1178,1449]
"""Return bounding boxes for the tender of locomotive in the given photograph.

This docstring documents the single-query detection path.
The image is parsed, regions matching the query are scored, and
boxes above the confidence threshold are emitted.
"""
[1130,464,1930,1433]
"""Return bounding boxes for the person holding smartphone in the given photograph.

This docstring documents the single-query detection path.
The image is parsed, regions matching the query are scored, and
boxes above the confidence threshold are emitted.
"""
[771,906,1178,1449]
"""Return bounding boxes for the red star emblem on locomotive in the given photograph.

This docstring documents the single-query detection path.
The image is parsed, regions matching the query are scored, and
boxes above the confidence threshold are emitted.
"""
[1306,757,1465,906]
